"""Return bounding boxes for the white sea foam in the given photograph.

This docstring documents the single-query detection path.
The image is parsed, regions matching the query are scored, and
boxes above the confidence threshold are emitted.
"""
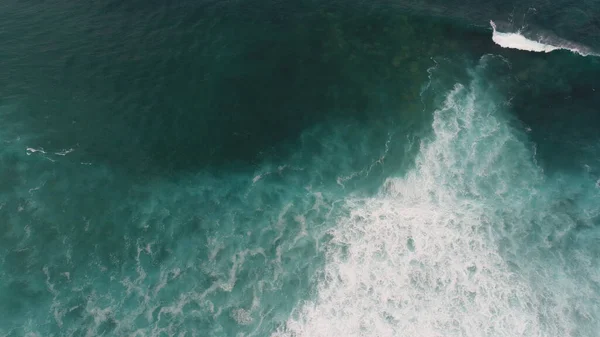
[273,58,593,337]
[55,148,75,156]
[490,20,596,56]
[26,147,46,155]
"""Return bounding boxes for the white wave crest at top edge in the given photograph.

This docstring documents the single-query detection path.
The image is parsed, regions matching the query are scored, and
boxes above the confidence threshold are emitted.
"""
[490,20,597,56]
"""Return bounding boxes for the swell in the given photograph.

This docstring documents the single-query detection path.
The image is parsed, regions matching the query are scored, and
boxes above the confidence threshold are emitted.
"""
[5,0,584,175]
[1,1,600,336]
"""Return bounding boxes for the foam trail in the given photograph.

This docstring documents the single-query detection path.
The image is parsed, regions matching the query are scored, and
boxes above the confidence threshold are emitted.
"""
[490,20,597,56]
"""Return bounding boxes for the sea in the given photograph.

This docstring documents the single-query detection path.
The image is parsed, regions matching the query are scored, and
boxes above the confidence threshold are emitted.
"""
[1,0,600,336]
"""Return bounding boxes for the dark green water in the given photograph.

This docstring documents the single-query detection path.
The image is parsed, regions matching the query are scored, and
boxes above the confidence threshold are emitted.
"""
[1,1,600,336]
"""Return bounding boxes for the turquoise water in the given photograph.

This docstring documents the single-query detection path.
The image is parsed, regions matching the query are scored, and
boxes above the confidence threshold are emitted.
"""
[1,1,600,336]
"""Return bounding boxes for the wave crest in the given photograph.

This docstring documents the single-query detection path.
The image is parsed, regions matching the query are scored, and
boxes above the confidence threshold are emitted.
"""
[490,20,597,57]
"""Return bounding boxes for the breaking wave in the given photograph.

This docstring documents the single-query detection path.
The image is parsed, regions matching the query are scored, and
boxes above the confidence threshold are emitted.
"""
[490,20,598,57]
[273,56,600,337]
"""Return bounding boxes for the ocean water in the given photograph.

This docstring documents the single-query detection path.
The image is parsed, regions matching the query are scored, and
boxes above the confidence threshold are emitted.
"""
[1,1,600,336]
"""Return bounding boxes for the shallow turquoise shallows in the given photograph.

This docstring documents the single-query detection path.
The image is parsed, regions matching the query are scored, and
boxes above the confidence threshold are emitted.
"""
[1,0,600,336]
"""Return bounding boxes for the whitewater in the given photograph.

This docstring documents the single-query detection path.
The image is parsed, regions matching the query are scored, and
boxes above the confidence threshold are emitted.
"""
[274,56,600,337]
[490,20,598,56]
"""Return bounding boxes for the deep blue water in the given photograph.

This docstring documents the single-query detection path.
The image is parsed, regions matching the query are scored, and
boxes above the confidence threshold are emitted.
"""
[1,1,600,336]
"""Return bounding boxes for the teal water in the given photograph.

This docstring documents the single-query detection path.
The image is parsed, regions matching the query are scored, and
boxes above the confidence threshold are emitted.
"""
[1,1,600,336]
